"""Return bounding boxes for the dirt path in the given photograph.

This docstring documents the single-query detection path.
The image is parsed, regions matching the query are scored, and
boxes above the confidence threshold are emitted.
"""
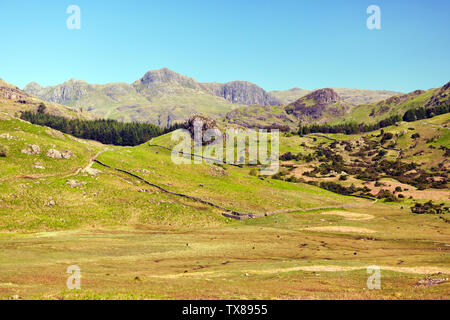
[63,148,109,178]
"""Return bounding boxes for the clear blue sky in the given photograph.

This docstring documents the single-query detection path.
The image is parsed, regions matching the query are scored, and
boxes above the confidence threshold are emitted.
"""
[0,0,449,92]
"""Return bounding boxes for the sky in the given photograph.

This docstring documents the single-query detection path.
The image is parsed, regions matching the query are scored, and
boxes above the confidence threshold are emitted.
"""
[0,0,449,93]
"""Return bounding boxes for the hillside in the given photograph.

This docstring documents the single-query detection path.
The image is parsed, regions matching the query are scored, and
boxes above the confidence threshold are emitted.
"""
[225,83,450,130]
[0,79,88,120]
[23,69,282,127]
[285,88,353,123]
[277,113,449,199]
[344,82,450,124]
[225,88,354,129]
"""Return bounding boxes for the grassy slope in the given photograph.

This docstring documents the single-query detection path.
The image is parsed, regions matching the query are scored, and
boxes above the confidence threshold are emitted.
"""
[0,115,448,299]
[0,115,357,232]
[281,113,450,167]
[342,87,448,125]
[0,97,85,121]
[74,84,239,125]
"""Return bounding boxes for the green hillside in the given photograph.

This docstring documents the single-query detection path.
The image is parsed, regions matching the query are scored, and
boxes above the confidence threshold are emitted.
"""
[342,83,450,125]
[0,112,449,299]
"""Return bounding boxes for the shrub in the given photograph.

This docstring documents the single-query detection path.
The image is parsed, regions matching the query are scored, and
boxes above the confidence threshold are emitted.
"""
[377,189,397,202]
[411,201,449,214]
[37,103,47,114]
[381,132,394,143]
[0,145,8,157]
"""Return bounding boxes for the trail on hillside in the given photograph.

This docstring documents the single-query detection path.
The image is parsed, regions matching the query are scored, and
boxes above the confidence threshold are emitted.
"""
[63,148,109,178]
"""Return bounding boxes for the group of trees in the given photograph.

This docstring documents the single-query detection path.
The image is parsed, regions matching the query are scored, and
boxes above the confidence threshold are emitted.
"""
[298,104,449,136]
[21,108,183,146]
[298,115,401,136]
[402,105,449,122]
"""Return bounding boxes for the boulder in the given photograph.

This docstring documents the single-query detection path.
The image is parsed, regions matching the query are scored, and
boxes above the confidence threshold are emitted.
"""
[184,114,221,145]
[46,149,74,159]
[0,133,14,140]
[21,144,41,155]
[66,179,86,188]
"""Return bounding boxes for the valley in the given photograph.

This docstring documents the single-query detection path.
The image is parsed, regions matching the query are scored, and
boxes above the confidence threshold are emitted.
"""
[0,75,449,300]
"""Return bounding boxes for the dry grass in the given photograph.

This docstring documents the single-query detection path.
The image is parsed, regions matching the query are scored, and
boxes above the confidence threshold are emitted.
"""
[301,226,377,234]
[320,211,374,220]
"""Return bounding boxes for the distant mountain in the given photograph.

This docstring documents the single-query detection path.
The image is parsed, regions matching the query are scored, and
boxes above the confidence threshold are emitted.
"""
[1,79,84,119]
[225,82,450,129]
[202,81,281,106]
[270,87,401,105]
[24,68,280,126]
[23,68,409,126]
[225,88,353,129]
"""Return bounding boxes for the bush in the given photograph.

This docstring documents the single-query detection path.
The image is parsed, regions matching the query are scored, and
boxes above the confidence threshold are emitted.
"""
[381,132,394,143]
[411,201,449,214]
[377,189,397,202]
[37,103,47,114]
[0,145,8,157]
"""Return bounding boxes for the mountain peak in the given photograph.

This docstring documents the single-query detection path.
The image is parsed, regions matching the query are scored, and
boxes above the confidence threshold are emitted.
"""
[202,81,281,106]
[304,88,340,104]
[134,68,200,89]
[285,88,347,122]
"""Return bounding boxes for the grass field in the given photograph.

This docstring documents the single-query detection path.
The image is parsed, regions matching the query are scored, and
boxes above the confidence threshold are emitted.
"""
[0,112,449,300]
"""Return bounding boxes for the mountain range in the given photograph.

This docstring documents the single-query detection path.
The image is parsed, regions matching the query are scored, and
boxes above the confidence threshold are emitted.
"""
[23,68,400,126]
[225,82,450,129]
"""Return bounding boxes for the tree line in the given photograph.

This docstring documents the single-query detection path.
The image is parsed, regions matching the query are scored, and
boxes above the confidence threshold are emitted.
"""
[298,104,449,136]
[21,106,183,146]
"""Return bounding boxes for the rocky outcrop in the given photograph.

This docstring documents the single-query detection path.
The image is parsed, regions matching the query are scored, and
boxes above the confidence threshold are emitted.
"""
[184,114,220,144]
[24,79,92,105]
[304,88,340,104]
[66,179,86,188]
[285,88,345,120]
[202,81,281,106]
[46,149,74,159]
[21,144,41,155]
[133,68,201,91]
[0,84,29,101]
